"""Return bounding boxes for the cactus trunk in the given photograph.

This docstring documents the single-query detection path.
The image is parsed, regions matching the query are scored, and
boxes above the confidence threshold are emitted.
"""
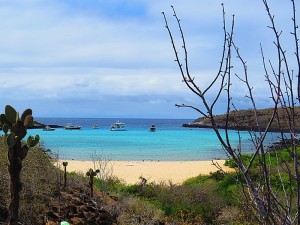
[86,168,99,198]
[89,178,94,198]
[0,105,39,225]
[64,166,67,188]
[7,143,22,225]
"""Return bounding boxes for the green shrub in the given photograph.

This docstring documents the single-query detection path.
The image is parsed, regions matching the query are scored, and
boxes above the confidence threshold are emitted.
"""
[182,174,210,186]
[118,184,140,195]
[270,173,295,193]
[210,170,226,181]
[226,148,300,170]
[225,158,237,168]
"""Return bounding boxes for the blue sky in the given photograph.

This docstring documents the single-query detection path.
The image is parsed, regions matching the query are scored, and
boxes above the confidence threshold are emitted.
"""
[0,0,298,118]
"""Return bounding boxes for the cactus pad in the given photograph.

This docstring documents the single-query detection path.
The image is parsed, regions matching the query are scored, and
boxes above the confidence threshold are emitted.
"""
[19,146,29,160]
[21,109,32,123]
[0,114,12,128]
[24,115,33,127]
[26,134,40,147]
[5,105,17,123]
[2,124,8,135]
[7,133,16,148]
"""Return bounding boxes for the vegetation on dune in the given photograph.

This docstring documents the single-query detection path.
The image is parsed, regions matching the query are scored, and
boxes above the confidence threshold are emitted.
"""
[0,135,266,224]
[104,171,258,224]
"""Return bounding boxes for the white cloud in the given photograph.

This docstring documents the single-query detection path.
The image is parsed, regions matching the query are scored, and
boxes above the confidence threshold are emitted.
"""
[0,0,298,118]
[0,67,190,99]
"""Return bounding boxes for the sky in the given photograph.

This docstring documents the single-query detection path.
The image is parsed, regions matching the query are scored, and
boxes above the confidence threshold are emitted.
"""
[0,0,298,119]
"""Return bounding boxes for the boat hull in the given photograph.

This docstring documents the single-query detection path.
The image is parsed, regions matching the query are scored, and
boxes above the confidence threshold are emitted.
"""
[110,128,126,131]
[43,125,55,131]
[64,127,81,130]
[110,120,126,131]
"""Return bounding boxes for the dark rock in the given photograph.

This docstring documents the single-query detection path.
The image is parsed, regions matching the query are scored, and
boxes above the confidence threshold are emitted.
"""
[71,217,84,225]
[68,205,77,214]
[46,188,116,225]
[98,210,113,224]
[47,211,60,220]
[86,205,97,212]
[0,205,8,222]
[51,206,58,213]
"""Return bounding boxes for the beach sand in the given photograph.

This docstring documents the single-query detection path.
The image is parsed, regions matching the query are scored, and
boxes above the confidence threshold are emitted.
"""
[59,160,234,184]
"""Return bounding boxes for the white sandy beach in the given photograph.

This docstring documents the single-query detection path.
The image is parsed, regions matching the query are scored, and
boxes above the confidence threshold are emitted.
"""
[59,160,234,184]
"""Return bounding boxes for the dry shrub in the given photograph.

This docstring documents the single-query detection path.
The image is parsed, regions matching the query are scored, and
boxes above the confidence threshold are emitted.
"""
[216,206,257,225]
[115,197,164,225]
[173,209,204,225]
[217,206,240,224]
[67,171,89,192]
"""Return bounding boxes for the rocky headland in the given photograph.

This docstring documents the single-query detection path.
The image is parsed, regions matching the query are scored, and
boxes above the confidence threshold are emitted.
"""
[183,107,300,132]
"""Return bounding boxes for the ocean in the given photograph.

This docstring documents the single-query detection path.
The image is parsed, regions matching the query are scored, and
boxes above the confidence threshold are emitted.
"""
[27,118,280,161]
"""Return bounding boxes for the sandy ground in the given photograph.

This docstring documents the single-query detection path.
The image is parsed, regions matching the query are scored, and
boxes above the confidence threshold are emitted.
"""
[59,160,234,184]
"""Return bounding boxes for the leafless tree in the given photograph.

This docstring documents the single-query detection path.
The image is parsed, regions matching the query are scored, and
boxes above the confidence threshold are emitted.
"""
[91,151,114,193]
[163,1,299,224]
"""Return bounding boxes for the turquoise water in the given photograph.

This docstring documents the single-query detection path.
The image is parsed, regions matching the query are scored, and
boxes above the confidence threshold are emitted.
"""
[27,118,280,161]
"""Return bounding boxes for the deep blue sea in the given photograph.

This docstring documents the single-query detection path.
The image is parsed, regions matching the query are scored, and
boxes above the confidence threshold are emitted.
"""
[26,118,281,161]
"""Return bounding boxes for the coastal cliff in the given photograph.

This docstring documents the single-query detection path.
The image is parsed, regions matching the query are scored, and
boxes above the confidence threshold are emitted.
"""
[31,121,64,129]
[0,121,63,130]
[183,107,300,132]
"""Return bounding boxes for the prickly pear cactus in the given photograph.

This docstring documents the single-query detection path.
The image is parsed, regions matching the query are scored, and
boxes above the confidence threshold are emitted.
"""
[0,105,39,225]
[63,162,68,188]
[86,168,100,197]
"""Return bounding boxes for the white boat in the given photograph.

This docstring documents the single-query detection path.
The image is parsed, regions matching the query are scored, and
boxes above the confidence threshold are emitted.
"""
[64,123,81,130]
[93,124,99,129]
[110,120,126,131]
[149,124,156,132]
[43,125,55,131]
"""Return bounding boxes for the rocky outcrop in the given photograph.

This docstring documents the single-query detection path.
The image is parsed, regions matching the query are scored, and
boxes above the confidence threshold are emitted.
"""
[182,121,255,131]
[182,107,300,132]
[30,121,64,129]
[45,188,116,225]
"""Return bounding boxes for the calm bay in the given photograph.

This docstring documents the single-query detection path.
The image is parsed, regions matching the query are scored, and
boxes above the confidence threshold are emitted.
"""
[27,118,280,161]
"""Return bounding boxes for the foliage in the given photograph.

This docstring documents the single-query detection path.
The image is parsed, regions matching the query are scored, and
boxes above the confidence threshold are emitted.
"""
[0,138,268,224]
[114,197,165,225]
[225,147,300,168]
[182,174,211,186]
[102,171,254,224]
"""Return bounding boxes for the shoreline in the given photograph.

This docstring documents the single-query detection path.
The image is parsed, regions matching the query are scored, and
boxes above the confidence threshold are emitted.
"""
[58,160,234,184]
